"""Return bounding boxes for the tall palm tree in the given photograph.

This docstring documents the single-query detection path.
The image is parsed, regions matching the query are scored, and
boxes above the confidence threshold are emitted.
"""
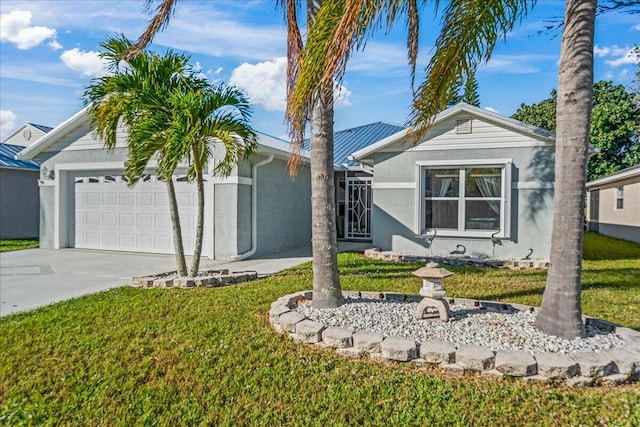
[534,0,595,338]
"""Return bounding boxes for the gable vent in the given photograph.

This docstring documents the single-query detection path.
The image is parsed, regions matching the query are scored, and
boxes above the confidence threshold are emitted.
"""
[456,118,472,134]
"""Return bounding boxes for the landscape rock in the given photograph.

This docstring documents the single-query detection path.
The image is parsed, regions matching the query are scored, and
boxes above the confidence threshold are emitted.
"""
[456,344,495,371]
[419,340,456,364]
[570,352,616,377]
[295,320,325,343]
[495,350,537,377]
[535,352,579,379]
[381,336,417,361]
[353,331,384,353]
[279,311,306,333]
[322,327,354,348]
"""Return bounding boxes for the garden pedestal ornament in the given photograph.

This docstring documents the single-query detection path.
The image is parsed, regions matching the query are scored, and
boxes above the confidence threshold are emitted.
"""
[413,262,454,322]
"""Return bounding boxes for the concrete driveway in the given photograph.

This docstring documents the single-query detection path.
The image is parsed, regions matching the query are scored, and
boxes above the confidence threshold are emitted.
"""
[0,242,369,316]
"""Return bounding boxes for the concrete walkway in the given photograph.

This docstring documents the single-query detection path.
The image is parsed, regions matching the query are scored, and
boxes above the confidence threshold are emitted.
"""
[0,242,370,317]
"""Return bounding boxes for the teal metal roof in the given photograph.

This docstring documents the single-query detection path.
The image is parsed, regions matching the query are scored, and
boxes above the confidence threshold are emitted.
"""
[0,144,40,170]
[304,122,406,168]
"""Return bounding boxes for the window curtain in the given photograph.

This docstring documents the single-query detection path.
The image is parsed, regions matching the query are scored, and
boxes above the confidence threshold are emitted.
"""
[476,176,501,215]
[437,177,453,197]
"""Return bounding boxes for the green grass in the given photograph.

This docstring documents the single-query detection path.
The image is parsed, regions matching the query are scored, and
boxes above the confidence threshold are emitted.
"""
[1,232,639,426]
[0,239,39,252]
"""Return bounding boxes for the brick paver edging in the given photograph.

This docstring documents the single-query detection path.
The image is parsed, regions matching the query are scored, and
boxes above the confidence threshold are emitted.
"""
[269,291,640,387]
[132,269,258,288]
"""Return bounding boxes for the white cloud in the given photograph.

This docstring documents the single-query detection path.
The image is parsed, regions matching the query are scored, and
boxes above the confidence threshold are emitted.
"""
[48,39,63,50]
[0,10,59,49]
[635,23,640,30]
[480,54,557,74]
[594,45,640,67]
[605,46,640,67]
[192,62,202,72]
[230,57,351,111]
[1,110,18,136]
[60,48,108,78]
[230,57,288,111]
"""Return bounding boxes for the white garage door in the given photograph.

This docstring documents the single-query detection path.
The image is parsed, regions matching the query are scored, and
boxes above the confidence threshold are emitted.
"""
[73,175,210,256]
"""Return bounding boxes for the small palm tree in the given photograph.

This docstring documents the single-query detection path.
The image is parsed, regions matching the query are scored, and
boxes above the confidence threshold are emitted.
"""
[84,35,257,277]
[161,85,257,275]
[84,35,195,276]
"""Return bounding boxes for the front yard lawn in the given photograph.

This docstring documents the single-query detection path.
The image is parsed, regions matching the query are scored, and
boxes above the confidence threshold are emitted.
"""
[0,239,39,252]
[1,232,638,425]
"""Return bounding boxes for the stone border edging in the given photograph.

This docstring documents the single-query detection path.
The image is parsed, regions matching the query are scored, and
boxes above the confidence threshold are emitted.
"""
[269,290,640,387]
[132,269,258,288]
[364,248,550,270]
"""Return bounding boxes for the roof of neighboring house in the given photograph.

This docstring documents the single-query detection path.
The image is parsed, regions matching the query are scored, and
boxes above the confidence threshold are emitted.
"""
[28,123,54,133]
[586,164,640,188]
[351,103,556,162]
[0,143,40,170]
[2,122,53,146]
[304,121,406,168]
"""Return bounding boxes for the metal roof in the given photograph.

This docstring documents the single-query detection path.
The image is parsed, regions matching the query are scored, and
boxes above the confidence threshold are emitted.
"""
[28,123,54,133]
[303,121,406,168]
[0,144,40,170]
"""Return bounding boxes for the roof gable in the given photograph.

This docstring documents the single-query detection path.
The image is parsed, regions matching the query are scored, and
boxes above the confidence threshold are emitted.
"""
[352,103,555,161]
[586,164,640,188]
[2,122,52,147]
[17,106,309,162]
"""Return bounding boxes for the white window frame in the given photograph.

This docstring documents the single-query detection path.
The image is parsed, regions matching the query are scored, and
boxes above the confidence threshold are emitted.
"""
[415,159,512,238]
[616,185,624,210]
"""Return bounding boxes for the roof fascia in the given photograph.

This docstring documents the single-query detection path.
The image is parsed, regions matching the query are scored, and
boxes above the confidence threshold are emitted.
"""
[586,166,640,188]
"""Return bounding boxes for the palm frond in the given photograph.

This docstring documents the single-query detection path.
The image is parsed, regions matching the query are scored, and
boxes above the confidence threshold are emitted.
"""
[410,0,535,141]
[124,0,178,60]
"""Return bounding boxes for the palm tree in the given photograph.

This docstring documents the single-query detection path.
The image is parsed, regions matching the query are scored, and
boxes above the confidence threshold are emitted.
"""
[84,35,194,276]
[124,0,345,308]
[290,0,598,338]
[533,0,595,338]
[162,86,257,276]
[84,35,257,277]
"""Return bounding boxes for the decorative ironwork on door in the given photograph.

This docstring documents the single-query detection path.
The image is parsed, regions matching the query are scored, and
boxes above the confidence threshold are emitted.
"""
[346,177,372,240]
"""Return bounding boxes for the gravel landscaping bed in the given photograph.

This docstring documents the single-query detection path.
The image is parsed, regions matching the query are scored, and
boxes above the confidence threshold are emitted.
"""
[296,297,625,355]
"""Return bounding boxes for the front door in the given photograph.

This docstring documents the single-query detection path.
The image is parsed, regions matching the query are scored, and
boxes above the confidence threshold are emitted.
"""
[345,177,372,240]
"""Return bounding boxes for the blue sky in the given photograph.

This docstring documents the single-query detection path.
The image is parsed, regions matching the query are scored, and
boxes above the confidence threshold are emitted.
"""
[1,0,638,141]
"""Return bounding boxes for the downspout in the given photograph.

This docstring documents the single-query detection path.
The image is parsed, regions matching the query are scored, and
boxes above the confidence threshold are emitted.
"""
[229,153,274,261]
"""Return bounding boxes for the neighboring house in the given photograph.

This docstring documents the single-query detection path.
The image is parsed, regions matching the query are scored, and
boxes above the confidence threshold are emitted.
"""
[2,123,53,147]
[17,107,311,259]
[0,122,52,239]
[351,103,556,259]
[585,164,640,243]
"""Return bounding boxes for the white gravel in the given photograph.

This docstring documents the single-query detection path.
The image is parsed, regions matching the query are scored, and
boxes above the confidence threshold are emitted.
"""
[296,297,626,355]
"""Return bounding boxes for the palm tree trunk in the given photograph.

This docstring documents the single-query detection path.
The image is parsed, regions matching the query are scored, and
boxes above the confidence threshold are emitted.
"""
[534,0,596,339]
[307,0,343,309]
[190,168,205,276]
[166,177,188,277]
[310,81,344,308]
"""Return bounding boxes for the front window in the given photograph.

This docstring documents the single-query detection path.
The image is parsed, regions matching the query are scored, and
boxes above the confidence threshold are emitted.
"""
[420,164,508,236]
[616,186,624,209]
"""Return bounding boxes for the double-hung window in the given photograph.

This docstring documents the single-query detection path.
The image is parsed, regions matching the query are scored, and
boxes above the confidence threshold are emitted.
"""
[416,160,511,238]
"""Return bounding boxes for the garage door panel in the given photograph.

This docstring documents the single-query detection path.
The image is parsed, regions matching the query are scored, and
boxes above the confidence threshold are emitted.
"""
[74,176,209,256]
[119,213,135,227]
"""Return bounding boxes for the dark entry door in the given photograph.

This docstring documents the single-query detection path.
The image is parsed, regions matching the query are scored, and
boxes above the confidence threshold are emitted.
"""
[345,177,372,240]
